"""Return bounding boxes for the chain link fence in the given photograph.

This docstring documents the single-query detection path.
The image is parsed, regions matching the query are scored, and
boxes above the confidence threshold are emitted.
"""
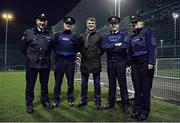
[0,0,180,104]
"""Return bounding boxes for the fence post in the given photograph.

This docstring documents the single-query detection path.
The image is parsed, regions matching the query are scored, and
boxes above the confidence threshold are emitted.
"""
[155,59,158,76]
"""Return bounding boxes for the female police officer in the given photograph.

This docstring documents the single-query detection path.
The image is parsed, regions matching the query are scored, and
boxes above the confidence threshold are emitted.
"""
[129,15,157,121]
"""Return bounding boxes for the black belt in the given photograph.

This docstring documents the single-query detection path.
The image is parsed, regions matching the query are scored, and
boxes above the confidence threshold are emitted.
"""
[131,54,148,63]
[56,55,76,61]
[108,55,127,60]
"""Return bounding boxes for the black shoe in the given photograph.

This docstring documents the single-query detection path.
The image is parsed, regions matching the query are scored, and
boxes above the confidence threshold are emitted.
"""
[137,113,148,121]
[52,100,60,108]
[96,103,101,109]
[131,111,140,119]
[77,101,87,107]
[68,101,74,107]
[102,104,114,109]
[26,105,34,113]
[42,101,53,109]
[122,106,130,114]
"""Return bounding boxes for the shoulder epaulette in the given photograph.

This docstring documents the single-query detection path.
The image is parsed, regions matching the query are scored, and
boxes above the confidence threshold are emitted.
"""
[58,31,63,34]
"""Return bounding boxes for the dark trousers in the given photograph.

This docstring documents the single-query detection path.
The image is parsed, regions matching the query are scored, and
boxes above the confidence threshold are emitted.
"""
[54,59,75,102]
[80,72,101,103]
[25,67,50,106]
[131,62,154,115]
[107,61,129,107]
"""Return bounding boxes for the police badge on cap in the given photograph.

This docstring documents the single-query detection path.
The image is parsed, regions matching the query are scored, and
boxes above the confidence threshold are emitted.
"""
[108,16,121,24]
[36,12,48,20]
[63,16,75,25]
[130,15,143,23]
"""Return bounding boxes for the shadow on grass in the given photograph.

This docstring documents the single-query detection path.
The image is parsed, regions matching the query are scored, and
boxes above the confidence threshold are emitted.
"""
[30,110,50,122]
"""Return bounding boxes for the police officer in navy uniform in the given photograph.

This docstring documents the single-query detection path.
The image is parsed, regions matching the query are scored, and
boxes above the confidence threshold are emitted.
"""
[20,12,53,113]
[52,16,79,107]
[129,15,157,121]
[101,16,130,114]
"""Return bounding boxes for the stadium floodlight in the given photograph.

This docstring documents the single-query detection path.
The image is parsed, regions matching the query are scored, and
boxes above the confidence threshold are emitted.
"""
[2,12,13,71]
[118,0,120,17]
[160,40,164,57]
[173,13,179,19]
[160,40,164,47]
[115,0,116,16]
[114,0,121,17]
[172,13,178,57]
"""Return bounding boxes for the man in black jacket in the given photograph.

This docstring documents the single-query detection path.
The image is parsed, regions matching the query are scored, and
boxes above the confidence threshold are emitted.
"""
[20,12,53,113]
[77,17,103,109]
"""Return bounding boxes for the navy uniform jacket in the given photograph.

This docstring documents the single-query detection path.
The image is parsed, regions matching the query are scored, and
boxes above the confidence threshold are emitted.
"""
[20,27,53,69]
[129,28,157,65]
[102,31,129,62]
[53,30,80,60]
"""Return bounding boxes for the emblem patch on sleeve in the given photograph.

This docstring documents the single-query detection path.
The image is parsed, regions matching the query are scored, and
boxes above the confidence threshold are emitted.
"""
[21,36,25,41]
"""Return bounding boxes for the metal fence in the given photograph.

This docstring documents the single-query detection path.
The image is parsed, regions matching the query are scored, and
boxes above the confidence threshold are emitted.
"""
[153,58,180,103]
[0,1,180,104]
[0,44,25,71]
[0,47,179,103]
[74,56,180,104]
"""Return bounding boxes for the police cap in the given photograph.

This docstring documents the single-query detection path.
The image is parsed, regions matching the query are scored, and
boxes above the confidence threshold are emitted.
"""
[36,12,48,21]
[63,16,75,25]
[108,16,121,24]
[130,15,143,23]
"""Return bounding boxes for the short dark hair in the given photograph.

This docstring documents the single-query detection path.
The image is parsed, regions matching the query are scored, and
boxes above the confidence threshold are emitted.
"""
[87,17,96,22]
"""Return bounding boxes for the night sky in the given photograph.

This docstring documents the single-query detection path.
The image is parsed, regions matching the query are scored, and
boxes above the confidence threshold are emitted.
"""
[0,0,82,25]
[0,0,160,44]
[0,0,82,44]
[0,0,157,26]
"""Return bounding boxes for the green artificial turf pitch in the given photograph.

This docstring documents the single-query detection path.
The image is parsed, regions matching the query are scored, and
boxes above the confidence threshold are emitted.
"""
[0,72,179,122]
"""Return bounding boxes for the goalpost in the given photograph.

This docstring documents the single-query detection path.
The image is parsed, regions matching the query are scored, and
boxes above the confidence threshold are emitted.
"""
[155,58,180,79]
